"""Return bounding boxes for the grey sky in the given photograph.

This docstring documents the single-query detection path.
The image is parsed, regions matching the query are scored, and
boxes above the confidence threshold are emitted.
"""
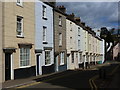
[57,2,119,30]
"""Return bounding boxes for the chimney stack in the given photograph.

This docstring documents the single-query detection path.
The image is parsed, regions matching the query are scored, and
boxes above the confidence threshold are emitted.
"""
[68,13,75,20]
[75,17,81,23]
[58,5,66,13]
[81,22,85,26]
[89,28,92,31]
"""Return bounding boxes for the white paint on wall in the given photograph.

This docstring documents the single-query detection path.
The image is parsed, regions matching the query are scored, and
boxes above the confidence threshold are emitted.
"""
[35,1,54,67]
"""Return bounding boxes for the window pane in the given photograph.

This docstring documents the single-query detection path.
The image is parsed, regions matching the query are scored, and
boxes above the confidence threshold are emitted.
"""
[45,51,51,65]
[43,6,46,18]
[20,48,30,67]
[59,33,62,45]
[43,27,46,41]
[59,16,62,25]
[17,16,23,36]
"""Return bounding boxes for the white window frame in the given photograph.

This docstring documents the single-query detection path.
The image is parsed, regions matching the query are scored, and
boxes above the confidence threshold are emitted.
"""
[43,26,47,42]
[42,5,47,19]
[59,16,62,26]
[45,50,51,66]
[59,33,62,46]
[19,47,31,68]
[16,0,23,6]
[17,16,23,37]
[60,52,64,65]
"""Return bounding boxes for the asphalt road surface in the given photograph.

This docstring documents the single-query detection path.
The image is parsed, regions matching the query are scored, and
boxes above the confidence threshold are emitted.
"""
[16,63,119,89]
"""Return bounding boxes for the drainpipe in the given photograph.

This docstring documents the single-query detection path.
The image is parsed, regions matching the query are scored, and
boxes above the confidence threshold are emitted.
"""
[0,1,3,88]
[2,1,5,83]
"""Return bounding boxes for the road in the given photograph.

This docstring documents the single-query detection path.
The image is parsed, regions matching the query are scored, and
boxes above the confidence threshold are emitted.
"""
[16,62,119,89]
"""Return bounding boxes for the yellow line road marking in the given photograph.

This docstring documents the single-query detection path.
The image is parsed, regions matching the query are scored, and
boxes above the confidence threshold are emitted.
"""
[89,64,120,90]
[17,82,42,88]
[89,79,93,89]
[91,78,97,90]
[89,75,98,90]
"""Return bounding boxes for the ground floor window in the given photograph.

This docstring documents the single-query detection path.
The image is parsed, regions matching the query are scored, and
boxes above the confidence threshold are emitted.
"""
[60,52,64,65]
[83,55,85,62]
[76,53,78,62]
[79,53,82,63]
[90,55,92,62]
[45,50,51,65]
[20,47,30,67]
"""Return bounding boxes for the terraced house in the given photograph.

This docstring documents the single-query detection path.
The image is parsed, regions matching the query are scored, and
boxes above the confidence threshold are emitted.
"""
[35,1,54,75]
[66,15,104,69]
[66,13,80,70]
[1,1,36,82]
[74,17,83,69]
[54,6,67,72]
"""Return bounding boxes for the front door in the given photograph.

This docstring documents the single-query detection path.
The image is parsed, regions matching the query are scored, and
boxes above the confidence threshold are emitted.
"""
[36,54,42,75]
[5,53,11,80]
[67,56,69,69]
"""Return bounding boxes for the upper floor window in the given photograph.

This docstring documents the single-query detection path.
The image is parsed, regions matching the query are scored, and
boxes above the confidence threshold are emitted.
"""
[78,40,80,47]
[16,0,23,6]
[59,16,62,26]
[42,5,47,19]
[17,16,23,37]
[59,33,62,46]
[70,37,72,44]
[20,47,30,67]
[71,52,74,63]
[78,27,80,35]
[43,26,47,42]
[70,22,72,31]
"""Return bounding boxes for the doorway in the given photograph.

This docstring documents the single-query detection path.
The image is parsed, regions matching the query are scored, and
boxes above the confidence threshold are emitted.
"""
[5,53,11,80]
[36,54,42,75]
[67,56,69,69]
[55,55,58,72]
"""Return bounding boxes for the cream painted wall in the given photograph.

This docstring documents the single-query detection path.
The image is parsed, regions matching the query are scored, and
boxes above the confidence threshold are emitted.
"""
[3,2,35,69]
[66,19,77,53]
[66,19,79,69]
[82,30,86,55]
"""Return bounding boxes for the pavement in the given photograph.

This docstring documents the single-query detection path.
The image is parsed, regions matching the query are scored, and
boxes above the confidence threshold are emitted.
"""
[2,61,120,89]
[2,70,73,89]
[108,63,120,88]
[93,61,120,89]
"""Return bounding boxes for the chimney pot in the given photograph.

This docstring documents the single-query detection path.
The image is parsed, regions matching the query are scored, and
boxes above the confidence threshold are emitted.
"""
[75,17,81,23]
[81,22,85,26]
[58,5,66,13]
